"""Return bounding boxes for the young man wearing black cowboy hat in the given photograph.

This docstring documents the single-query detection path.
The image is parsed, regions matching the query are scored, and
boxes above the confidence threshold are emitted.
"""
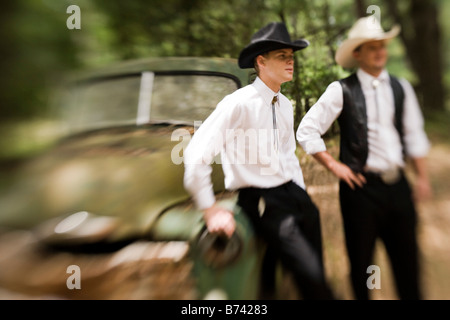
[183,22,334,299]
[297,16,432,300]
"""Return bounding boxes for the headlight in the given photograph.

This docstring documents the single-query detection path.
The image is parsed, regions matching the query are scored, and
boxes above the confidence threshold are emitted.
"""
[34,211,120,247]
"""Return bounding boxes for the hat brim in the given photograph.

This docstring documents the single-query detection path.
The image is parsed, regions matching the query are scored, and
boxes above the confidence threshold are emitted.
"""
[335,25,400,69]
[238,39,309,69]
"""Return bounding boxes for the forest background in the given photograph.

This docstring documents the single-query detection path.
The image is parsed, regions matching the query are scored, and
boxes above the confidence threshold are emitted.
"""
[0,0,449,156]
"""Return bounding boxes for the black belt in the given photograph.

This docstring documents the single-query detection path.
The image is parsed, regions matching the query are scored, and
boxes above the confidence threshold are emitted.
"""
[238,180,294,193]
[363,167,403,185]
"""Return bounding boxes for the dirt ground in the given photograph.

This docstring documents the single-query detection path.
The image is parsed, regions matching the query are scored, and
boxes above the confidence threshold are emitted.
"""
[301,139,450,300]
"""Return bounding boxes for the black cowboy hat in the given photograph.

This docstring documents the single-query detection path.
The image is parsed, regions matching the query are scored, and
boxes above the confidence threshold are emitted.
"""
[238,22,309,69]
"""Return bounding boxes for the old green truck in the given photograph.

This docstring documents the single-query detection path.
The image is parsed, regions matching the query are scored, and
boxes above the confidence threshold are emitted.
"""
[0,57,299,300]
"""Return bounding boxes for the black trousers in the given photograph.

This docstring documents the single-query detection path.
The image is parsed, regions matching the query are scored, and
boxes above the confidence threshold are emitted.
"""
[339,172,421,300]
[237,181,334,300]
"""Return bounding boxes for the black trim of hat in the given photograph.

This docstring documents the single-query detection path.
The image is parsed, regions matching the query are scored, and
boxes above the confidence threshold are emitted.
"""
[238,22,309,69]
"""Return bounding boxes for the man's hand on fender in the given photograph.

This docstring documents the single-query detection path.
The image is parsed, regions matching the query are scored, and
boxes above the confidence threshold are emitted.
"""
[203,205,236,238]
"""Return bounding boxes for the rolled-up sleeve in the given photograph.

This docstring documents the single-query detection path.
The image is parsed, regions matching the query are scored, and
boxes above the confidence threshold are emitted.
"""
[399,79,431,158]
[296,81,343,154]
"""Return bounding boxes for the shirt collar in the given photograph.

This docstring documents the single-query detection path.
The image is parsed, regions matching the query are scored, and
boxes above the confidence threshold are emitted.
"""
[356,68,389,89]
[252,76,280,106]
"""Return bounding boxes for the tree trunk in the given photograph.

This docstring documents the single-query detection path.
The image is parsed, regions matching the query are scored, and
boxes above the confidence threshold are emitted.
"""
[354,0,366,18]
[385,0,445,113]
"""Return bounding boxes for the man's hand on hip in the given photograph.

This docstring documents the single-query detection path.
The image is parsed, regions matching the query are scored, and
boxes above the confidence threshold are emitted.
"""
[329,161,366,190]
[313,151,366,190]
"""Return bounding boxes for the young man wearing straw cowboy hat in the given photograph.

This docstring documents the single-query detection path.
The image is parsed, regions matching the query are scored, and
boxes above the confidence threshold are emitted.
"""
[296,16,432,300]
[184,21,334,299]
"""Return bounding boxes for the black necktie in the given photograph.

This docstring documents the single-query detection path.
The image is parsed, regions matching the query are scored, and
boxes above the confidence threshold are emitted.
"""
[272,95,278,151]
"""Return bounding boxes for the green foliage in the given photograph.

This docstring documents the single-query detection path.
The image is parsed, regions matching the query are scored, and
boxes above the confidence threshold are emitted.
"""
[1,0,448,123]
[0,1,80,120]
[89,0,269,60]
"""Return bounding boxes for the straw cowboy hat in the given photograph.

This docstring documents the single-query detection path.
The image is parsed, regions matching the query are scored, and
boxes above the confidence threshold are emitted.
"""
[335,16,401,69]
[238,22,309,69]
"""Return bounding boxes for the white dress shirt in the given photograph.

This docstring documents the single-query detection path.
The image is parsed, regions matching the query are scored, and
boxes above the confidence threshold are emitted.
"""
[296,68,430,172]
[184,76,306,210]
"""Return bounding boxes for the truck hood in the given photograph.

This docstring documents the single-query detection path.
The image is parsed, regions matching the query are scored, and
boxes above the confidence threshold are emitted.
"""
[0,124,225,243]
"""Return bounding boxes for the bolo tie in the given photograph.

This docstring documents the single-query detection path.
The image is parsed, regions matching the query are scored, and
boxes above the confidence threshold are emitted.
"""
[372,78,381,125]
[272,95,278,152]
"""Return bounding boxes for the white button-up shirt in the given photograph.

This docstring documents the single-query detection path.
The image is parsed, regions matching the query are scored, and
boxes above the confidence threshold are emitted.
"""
[184,76,306,210]
[296,68,430,172]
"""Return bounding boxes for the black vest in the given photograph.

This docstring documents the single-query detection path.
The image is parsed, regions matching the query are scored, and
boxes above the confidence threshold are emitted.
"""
[337,73,405,173]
